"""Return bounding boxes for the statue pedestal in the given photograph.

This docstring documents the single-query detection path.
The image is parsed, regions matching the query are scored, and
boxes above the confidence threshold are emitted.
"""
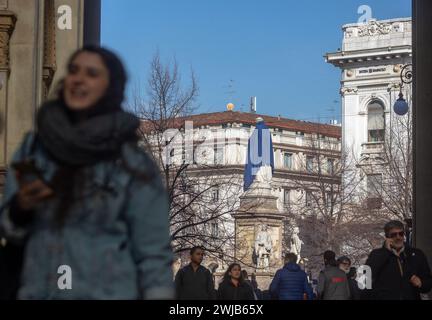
[232,180,285,290]
[252,272,275,292]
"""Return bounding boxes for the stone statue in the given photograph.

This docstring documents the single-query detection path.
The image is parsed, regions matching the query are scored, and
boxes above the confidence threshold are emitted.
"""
[172,257,182,279]
[255,165,273,185]
[255,224,273,271]
[290,227,304,262]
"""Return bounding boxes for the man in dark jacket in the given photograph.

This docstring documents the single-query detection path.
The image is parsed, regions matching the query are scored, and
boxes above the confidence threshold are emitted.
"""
[317,250,351,300]
[175,246,216,300]
[269,253,313,300]
[364,220,432,300]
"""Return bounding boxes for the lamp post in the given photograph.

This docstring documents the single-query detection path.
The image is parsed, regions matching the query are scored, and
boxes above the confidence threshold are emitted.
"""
[393,64,413,116]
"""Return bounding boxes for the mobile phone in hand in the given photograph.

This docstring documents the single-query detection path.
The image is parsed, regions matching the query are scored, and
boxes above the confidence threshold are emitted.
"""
[11,160,44,185]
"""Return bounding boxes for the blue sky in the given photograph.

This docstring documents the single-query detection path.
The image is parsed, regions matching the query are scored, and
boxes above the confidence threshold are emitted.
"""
[101,0,411,123]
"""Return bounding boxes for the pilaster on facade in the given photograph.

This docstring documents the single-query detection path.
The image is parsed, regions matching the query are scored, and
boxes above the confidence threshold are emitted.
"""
[0,10,16,73]
[0,9,16,189]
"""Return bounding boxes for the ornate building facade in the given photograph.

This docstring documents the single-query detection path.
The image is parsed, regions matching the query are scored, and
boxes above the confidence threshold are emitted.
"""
[325,18,412,212]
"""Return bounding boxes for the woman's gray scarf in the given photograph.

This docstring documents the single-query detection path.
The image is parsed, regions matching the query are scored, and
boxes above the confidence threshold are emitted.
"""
[36,100,140,167]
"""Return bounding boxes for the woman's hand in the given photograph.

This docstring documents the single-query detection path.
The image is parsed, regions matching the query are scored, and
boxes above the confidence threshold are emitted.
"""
[16,176,54,211]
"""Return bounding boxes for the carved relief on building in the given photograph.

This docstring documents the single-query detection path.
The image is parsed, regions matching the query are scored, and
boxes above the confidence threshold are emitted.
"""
[0,10,16,71]
[358,153,386,167]
[345,21,404,38]
[340,86,358,96]
[43,0,57,99]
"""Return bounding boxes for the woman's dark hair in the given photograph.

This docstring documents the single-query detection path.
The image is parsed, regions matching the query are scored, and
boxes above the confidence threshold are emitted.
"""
[222,263,243,284]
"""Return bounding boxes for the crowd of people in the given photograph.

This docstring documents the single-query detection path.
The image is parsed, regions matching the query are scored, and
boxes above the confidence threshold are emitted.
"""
[175,220,432,300]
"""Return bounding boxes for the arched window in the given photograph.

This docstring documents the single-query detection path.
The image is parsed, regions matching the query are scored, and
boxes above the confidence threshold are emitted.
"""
[367,101,385,142]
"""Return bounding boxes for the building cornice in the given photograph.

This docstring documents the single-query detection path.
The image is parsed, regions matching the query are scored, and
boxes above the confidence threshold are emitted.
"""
[181,165,341,185]
[325,45,412,68]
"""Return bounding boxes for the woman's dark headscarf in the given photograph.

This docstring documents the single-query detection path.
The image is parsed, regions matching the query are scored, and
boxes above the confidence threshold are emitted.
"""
[58,45,128,117]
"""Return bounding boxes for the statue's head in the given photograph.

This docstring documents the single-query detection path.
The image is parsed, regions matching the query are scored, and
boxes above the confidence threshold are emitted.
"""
[261,224,268,231]
[293,227,299,234]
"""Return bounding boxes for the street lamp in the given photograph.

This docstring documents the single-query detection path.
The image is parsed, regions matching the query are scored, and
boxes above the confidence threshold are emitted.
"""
[393,64,412,116]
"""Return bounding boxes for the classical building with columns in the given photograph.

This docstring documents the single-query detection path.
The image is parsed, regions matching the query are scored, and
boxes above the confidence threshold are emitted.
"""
[0,0,100,195]
[325,18,412,211]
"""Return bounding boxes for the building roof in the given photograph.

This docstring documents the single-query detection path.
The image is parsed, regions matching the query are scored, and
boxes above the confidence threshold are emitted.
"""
[140,111,341,138]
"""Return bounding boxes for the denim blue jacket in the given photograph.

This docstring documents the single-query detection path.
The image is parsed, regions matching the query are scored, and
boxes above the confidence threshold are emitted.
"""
[0,132,174,299]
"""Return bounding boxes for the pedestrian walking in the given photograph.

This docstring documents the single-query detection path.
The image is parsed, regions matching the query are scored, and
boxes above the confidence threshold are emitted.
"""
[347,267,361,300]
[269,253,313,300]
[337,256,360,300]
[217,263,255,300]
[241,269,258,300]
[0,46,174,299]
[175,246,216,300]
[317,250,350,300]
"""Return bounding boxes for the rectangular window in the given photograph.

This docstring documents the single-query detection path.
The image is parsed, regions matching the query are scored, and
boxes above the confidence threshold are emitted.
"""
[368,106,385,142]
[211,222,219,237]
[283,153,293,169]
[368,129,385,142]
[327,159,335,175]
[367,174,382,197]
[306,156,314,173]
[306,191,313,207]
[325,192,333,210]
[283,189,291,206]
[366,174,383,209]
[214,147,224,165]
[212,187,219,202]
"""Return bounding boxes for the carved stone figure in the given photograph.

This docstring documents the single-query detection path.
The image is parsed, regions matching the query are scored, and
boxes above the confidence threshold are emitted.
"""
[290,227,304,262]
[255,224,272,271]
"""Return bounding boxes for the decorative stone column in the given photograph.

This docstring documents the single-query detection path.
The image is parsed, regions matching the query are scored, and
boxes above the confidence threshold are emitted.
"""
[0,10,16,195]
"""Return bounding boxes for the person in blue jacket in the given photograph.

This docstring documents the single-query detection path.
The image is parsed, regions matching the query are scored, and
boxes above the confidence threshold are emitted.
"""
[269,253,313,300]
[0,46,173,300]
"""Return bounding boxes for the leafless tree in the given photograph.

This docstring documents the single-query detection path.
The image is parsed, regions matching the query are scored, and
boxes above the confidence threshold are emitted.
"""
[281,129,383,275]
[130,53,244,268]
[356,107,413,222]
